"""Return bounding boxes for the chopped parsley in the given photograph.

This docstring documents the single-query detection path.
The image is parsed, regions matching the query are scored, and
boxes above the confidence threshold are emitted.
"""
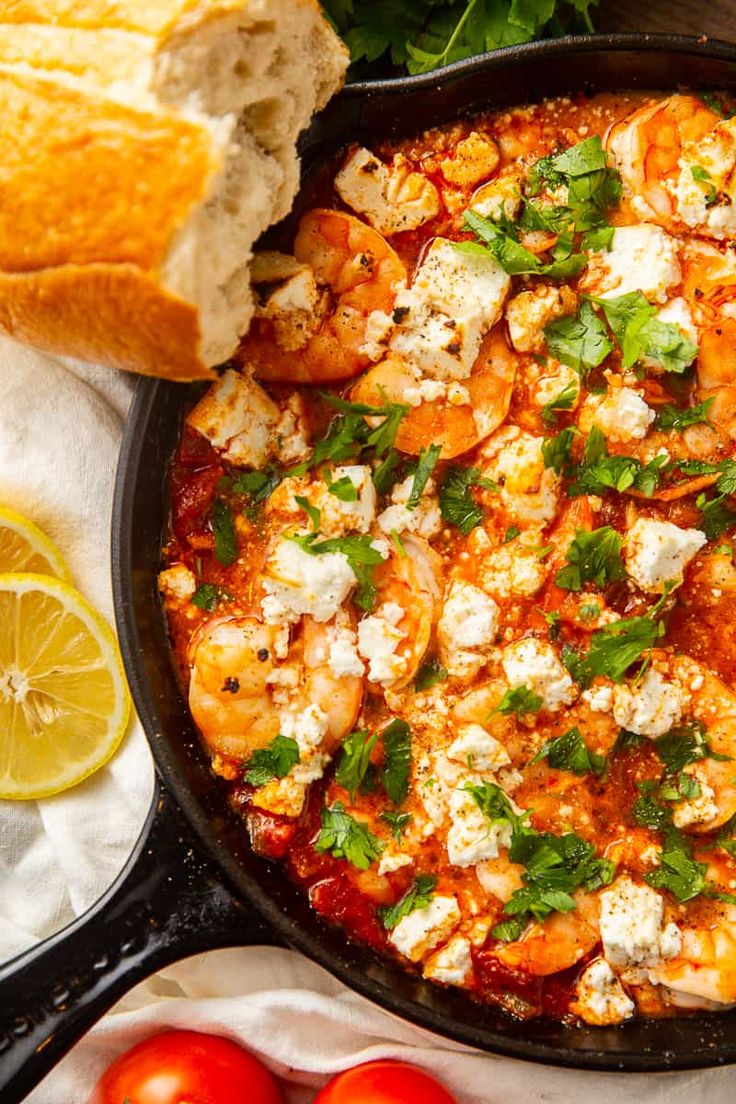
[459,209,587,279]
[335,729,379,800]
[415,658,448,692]
[544,300,612,375]
[656,398,714,431]
[229,466,283,509]
[631,781,673,830]
[655,720,730,775]
[532,726,606,776]
[691,164,718,206]
[465,780,528,828]
[379,874,437,930]
[243,734,299,787]
[381,719,412,805]
[407,444,441,509]
[191,583,232,612]
[315,803,384,870]
[380,810,413,843]
[563,586,671,687]
[645,829,707,902]
[569,426,667,498]
[554,525,626,591]
[294,494,320,530]
[327,475,359,501]
[438,464,491,534]
[697,492,736,541]
[504,525,521,543]
[593,292,698,373]
[540,379,579,427]
[541,426,578,475]
[488,684,543,718]
[292,394,408,478]
[211,498,238,566]
[526,136,622,242]
[289,532,385,610]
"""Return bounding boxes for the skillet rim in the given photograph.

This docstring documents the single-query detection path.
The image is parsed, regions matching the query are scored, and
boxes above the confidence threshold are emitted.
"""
[113,33,736,1072]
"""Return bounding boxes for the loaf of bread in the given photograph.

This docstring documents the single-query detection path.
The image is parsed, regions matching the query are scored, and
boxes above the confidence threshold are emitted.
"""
[0,1,348,380]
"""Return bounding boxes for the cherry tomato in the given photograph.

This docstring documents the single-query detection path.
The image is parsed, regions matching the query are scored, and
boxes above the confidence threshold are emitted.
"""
[313,1060,458,1104]
[88,1029,282,1104]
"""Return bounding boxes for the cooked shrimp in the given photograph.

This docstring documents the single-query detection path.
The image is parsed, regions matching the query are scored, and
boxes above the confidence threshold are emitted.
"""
[607,94,719,227]
[649,899,736,1007]
[350,327,517,458]
[240,209,406,383]
[188,614,363,761]
[495,891,600,977]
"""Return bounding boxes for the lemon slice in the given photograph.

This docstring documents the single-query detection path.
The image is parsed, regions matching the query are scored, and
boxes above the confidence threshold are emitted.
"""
[0,573,131,799]
[0,505,71,580]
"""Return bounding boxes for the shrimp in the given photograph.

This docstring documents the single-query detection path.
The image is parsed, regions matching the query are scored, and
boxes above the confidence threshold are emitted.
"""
[239,209,406,384]
[495,891,600,977]
[681,243,736,439]
[187,613,363,762]
[350,327,517,458]
[649,898,736,1007]
[360,535,441,691]
[607,94,720,227]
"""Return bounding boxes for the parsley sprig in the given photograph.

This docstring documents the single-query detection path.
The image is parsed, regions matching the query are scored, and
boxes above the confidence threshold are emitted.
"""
[381,719,412,805]
[555,525,625,592]
[592,292,698,374]
[380,874,437,930]
[488,685,543,718]
[562,586,672,687]
[315,803,384,870]
[335,729,379,800]
[568,426,668,498]
[532,726,606,776]
[438,464,494,534]
[243,735,300,787]
[459,209,587,280]
[289,532,386,610]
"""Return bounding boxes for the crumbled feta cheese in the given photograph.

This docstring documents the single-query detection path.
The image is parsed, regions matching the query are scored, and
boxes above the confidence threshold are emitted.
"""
[376,474,442,539]
[274,394,310,463]
[437,580,500,679]
[585,386,655,444]
[573,959,635,1026]
[261,538,355,624]
[584,224,681,304]
[389,895,462,962]
[535,360,579,409]
[279,703,329,756]
[318,465,376,536]
[674,118,736,239]
[582,683,614,713]
[251,250,323,352]
[625,518,706,593]
[478,531,548,600]
[158,564,196,603]
[447,724,510,772]
[488,430,560,526]
[506,284,576,354]
[377,850,414,876]
[469,170,522,222]
[326,620,365,679]
[360,308,395,361]
[389,238,511,380]
[440,130,500,187]
[187,368,280,468]
[501,637,576,712]
[335,147,440,235]
[357,602,407,685]
[672,764,719,828]
[600,876,681,967]
[446,785,514,866]
[250,776,308,818]
[423,934,473,986]
[612,668,686,738]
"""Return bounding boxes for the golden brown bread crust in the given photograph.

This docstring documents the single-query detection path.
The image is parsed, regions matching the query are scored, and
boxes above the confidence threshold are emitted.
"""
[0,1,247,34]
[0,264,215,380]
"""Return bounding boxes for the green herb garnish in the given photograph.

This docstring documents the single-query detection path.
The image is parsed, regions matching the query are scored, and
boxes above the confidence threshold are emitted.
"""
[489,685,543,718]
[532,726,606,775]
[555,525,625,591]
[381,719,412,805]
[335,729,379,800]
[243,735,300,787]
[380,874,437,930]
[415,658,448,692]
[315,803,384,870]
[212,498,238,566]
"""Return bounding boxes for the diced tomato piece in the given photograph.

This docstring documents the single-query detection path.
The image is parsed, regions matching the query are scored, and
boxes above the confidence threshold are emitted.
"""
[309,874,388,951]
[247,808,298,860]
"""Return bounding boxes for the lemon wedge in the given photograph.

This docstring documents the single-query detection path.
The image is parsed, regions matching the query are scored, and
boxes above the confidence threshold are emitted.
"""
[0,505,71,579]
[0,573,131,799]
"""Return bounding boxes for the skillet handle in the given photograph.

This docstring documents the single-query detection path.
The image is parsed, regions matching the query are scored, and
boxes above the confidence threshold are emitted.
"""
[0,777,277,1104]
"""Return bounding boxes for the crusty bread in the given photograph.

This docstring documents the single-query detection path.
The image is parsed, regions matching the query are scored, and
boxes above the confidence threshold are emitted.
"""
[0,1,348,380]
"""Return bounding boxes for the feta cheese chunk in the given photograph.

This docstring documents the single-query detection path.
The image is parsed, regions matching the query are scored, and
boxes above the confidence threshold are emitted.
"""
[389,895,461,962]
[446,785,514,866]
[279,702,330,757]
[486,429,560,526]
[600,875,682,968]
[261,537,355,624]
[377,850,413,876]
[187,368,279,468]
[437,580,500,679]
[478,529,549,600]
[440,130,500,187]
[582,683,614,713]
[585,386,655,444]
[672,764,719,829]
[423,934,473,986]
[674,117,736,240]
[506,284,576,354]
[502,638,576,713]
[335,147,440,235]
[318,465,376,536]
[357,602,407,685]
[612,668,686,738]
[376,474,442,539]
[325,619,365,679]
[573,959,635,1026]
[389,238,510,380]
[252,250,322,352]
[447,724,510,772]
[469,170,523,222]
[584,224,681,304]
[625,518,706,593]
[158,563,196,603]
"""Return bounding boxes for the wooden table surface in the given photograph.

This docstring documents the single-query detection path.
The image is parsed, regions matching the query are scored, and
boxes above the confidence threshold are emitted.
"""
[598,0,734,41]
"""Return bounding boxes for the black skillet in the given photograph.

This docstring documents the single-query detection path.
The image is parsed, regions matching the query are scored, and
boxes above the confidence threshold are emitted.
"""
[3,32,736,1104]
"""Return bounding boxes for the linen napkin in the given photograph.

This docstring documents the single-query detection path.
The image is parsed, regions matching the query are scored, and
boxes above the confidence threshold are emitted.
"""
[1,336,734,1104]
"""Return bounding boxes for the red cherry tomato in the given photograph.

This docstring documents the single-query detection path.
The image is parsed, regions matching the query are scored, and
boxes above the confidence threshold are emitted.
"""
[88,1029,282,1104]
[314,1060,458,1104]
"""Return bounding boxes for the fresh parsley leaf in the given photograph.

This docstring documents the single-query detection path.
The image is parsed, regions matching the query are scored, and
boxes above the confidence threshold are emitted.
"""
[691,164,718,206]
[544,134,608,177]
[335,729,379,800]
[439,464,486,534]
[489,685,543,718]
[211,498,238,566]
[532,726,606,775]
[407,444,441,510]
[289,532,385,610]
[380,874,437,930]
[579,600,601,621]
[327,475,359,502]
[656,398,714,431]
[415,658,448,692]
[545,300,612,374]
[294,494,321,530]
[541,426,578,475]
[593,292,698,373]
[315,802,384,870]
[569,426,666,498]
[230,466,283,504]
[645,829,708,902]
[300,394,408,474]
[555,525,625,591]
[581,224,615,251]
[380,810,413,843]
[381,719,412,805]
[465,780,529,832]
[631,786,673,829]
[655,720,730,775]
[541,380,579,427]
[191,583,231,612]
[564,588,671,686]
[462,209,587,279]
[612,729,647,755]
[697,492,736,541]
[504,525,521,543]
[372,447,402,494]
[243,734,299,787]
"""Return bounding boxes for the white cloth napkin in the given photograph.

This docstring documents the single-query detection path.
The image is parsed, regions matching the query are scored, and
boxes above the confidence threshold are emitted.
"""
[1,337,735,1104]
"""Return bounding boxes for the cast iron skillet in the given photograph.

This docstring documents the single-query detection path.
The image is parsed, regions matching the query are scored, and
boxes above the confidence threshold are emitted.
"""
[3,32,736,1103]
